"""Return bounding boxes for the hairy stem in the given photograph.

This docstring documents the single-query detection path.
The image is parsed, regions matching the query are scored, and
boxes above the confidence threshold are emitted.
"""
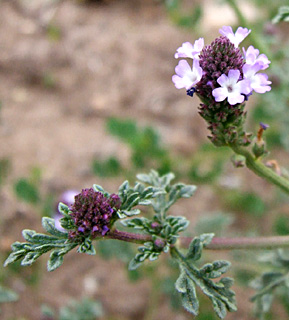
[229,144,289,195]
[108,229,289,250]
[107,229,152,243]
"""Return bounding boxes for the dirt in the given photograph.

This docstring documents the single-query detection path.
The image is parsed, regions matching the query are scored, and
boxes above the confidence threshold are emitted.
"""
[0,1,281,319]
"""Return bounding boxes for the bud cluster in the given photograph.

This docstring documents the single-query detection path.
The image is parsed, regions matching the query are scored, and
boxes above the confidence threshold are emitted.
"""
[68,188,121,241]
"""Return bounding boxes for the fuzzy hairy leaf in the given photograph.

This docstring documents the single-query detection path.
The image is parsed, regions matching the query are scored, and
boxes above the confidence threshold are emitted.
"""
[58,202,70,215]
[272,6,289,23]
[118,178,163,217]
[47,251,64,272]
[0,286,18,304]
[172,235,236,319]
[42,217,68,238]
[250,249,289,317]
[4,222,77,271]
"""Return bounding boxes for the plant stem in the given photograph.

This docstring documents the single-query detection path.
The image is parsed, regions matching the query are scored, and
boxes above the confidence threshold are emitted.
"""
[229,144,289,195]
[183,235,289,250]
[107,229,152,244]
[108,229,289,250]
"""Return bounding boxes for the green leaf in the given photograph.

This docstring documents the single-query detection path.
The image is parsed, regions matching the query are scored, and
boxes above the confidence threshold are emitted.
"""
[77,239,96,255]
[92,157,121,177]
[42,217,68,238]
[200,261,231,279]
[47,251,64,271]
[199,233,215,246]
[186,238,202,261]
[0,286,18,303]
[4,251,25,267]
[181,276,199,315]
[4,229,75,270]
[58,202,70,215]
[272,6,289,23]
[128,257,143,270]
[171,243,236,319]
[175,266,187,293]
[22,229,36,242]
[21,251,41,266]
[14,178,40,204]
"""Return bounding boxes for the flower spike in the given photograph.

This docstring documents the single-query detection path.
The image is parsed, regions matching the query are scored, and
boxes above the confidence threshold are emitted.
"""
[173,26,271,146]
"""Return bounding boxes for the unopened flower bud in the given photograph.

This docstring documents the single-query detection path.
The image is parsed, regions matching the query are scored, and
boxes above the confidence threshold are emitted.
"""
[68,188,121,241]
[154,239,166,250]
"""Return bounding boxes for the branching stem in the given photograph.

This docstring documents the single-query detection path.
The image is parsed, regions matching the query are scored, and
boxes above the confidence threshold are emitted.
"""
[229,144,289,195]
[108,229,289,250]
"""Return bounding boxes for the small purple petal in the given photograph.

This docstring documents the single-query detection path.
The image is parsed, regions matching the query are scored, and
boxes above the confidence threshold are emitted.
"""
[228,69,241,82]
[92,225,99,232]
[172,59,203,90]
[260,122,269,130]
[101,225,109,236]
[243,64,271,93]
[219,26,251,47]
[60,190,79,206]
[78,226,85,233]
[54,213,65,232]
[212,87,228,102]
[213,70,250,105]
[174,38,204,59]
[243,45,270,70]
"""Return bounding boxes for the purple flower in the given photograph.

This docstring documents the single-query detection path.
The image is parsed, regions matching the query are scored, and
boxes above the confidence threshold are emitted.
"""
[243,45,270,70]
[260,122,269,130]
[172,25,272,146]
[54,190,79,231]
[68,188,121,241]
[212,69,251,105]
[243,63,272,93]
[172,59,203,90]
[174,38,204,59]
[219,26,251,48]
[59,190,79,208]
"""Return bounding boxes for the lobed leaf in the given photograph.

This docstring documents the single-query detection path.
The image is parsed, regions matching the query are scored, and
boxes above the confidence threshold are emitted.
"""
[42,217,68,238]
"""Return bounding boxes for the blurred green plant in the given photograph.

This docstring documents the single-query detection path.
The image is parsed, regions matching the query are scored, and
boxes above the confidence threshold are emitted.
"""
[165,0,203,29]
[0,285,18,312]
[0,158,11,187]
[106,117,170,170]
[13,167,55,217]
[14,178,40,205]
[92,156,121,177]
[42,297,103,320]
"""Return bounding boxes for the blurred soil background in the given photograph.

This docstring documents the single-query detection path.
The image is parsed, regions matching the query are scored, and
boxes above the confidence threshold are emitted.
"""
[0,0,288,319]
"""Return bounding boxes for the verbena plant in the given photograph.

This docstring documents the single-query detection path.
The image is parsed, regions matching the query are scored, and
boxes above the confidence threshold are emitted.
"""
[4,10,289,319]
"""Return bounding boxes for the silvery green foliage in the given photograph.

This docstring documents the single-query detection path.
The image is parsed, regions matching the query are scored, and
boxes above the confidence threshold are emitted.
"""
[122,170,195,270]
[115,177,165,218]
[4,217,77,272]
[251,249,289,319]
[172,234,236,319]
[0,285,18,311]
[136,170,196,215]
[272,6,289,23]
[126,215,189,270]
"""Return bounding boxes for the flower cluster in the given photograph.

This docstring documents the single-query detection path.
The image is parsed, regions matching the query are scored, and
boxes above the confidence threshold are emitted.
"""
[172,26,271,146]
[68,188,121,241]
